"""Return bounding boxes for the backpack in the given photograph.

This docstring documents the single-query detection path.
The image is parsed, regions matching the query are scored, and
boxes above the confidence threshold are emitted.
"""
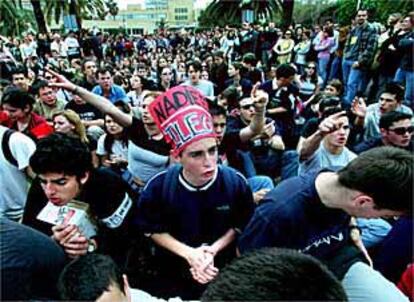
[1,129,18,167]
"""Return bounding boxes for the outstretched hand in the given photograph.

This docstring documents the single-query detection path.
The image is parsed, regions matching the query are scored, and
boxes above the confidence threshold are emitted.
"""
[251,82,269,111]
[318,111,347,136]
[351,97,367,118]
[44,67,77,92]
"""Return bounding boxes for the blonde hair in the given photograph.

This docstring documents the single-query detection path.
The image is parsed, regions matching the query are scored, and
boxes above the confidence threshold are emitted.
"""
[53,110,89,144]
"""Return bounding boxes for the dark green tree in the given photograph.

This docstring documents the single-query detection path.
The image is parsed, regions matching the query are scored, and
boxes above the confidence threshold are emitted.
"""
[44,0,109,30]
[336,0,414,25]
[1,0,36,36]
[199,0,295,29]
[106,0,119,20]
[30,0,47,33]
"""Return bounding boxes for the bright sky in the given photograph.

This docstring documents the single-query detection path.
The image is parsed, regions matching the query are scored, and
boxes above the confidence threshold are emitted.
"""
[115,0,210,10]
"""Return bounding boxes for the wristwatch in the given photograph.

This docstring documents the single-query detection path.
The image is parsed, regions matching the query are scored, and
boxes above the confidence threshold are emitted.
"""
[87,240,97,253]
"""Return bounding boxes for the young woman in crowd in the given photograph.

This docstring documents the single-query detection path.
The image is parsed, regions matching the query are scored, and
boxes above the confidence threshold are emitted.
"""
[96,101,130,173]
[273,30,295,65]
[52,109,99,167]
[297,61,322,102]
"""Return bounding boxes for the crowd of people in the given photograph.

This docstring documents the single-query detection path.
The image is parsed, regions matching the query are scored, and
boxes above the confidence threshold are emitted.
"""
[0,7,413,302]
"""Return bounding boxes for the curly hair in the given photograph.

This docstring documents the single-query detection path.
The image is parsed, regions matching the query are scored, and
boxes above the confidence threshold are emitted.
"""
[30,133,93,177]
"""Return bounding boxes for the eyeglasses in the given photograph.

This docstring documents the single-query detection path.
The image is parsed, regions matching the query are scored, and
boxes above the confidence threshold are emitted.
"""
[389,126,414,135]
[86,65,97,69]
[45,76,54,80]
[241,104,254,110]
[307,66,316,69]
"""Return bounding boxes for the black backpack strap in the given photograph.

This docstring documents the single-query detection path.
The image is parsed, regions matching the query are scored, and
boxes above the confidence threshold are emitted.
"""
[162,164,182,202]
[2,129,18,167]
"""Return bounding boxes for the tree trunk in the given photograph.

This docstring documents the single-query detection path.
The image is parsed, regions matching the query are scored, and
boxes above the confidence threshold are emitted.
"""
[69,0,82,30]
[282,0,294,30]
[30,0,47,33]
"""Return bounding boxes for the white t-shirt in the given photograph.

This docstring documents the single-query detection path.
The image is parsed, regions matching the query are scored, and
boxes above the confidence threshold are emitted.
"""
[96,134,128,160]
[299,143,357,175]
[0,126,36,220]
[182,80,215,98]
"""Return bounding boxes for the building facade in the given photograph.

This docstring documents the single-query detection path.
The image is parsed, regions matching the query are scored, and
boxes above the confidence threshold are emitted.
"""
[51,0,197,34]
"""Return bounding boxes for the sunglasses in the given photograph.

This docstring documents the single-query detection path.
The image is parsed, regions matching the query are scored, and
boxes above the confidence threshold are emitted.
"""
[307,66,316,69]
[241,104,254,110]
[213,123,226,128]
[389,126,414,135]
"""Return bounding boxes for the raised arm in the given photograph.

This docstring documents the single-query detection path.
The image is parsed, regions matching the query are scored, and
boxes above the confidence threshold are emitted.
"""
[46,68,133,127]
[299,111,347,161]
[239,83,268,142]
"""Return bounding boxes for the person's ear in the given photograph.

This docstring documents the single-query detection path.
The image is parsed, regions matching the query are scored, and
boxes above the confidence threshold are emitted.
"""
[80,171,89,185]
[353,194,374,209]
[23,104,31,114]
[122,274,132,302]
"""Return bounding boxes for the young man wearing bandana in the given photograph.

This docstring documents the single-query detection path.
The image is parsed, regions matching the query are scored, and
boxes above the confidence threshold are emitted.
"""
[131,86,266,299]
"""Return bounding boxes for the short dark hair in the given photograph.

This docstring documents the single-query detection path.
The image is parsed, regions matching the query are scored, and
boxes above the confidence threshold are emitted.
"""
[276,64,296,79]
[322,106,344,119]
[187,60,202,72]
[81,58,96,71]
[381,82,405,103]
[32,79,49,96]
[30,133,93,178]
[202,248,347,301]
[213,50,224,58]
[242,53,256,65]
[58,254,125,301]
[220,86,239,110]
[338,147,413,213]
[379,111,413,130]
[11,66,28,78]
[231,61,245,72]
[209,103,227,117]
[319,96,342,115]
[326,79,343,95]
[96,66,113,78]
[1,87,35,110]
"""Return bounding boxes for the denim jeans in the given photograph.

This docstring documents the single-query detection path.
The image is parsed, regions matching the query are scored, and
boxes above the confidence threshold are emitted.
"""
[247,175,274,193]
[328,55,341,81]
[356,218,391,248]
[394,68,414,110]
[318,56,330,86]
[342,59,369,108]
[342,262,409,302]
[238,149,299,181]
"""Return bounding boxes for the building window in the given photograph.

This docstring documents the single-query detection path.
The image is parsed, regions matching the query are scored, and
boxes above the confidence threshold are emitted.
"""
[174,8,188,14]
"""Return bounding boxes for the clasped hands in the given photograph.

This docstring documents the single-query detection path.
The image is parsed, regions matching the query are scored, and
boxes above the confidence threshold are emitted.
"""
[186,245,219,284]
[52,224,90,258]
